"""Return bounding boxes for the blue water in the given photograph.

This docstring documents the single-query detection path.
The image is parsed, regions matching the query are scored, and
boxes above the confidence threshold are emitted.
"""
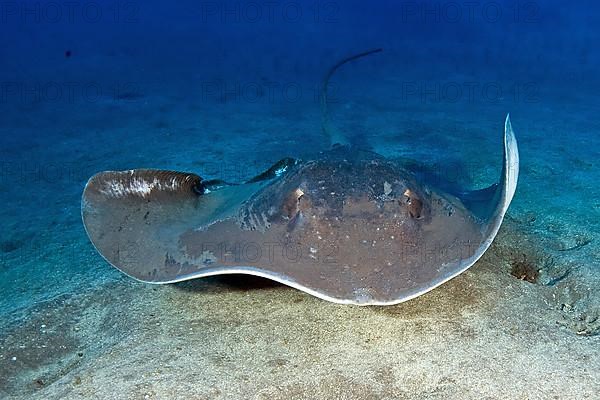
[0,0,599,397]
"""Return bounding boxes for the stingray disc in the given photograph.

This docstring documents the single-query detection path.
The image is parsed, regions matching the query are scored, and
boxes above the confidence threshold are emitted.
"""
[82,116,518,305]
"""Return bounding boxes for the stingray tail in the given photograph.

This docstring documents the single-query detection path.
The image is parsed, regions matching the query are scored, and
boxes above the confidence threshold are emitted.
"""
[320,48,383,147]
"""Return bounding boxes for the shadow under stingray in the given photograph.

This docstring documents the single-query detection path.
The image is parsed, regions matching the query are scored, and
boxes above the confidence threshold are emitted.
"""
[174,274,284,293]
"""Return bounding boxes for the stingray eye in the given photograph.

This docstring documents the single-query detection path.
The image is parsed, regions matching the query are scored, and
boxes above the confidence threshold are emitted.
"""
[403,189,424,219]
[282,188,305,219]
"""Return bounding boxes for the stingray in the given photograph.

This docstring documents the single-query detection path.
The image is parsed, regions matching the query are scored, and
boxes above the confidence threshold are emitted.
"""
[82,49,519,305]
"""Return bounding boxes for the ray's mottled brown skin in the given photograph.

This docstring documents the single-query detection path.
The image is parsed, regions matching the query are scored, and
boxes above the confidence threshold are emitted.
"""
[82,146,492,304]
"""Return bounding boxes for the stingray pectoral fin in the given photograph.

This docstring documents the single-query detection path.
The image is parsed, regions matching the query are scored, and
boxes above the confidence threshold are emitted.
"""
[458,183,498,219]
[469,115,518,227]
[397,115,519,304]
[454,116,519,222]
[81,169,263,283]
[481,114,519,235]
[453,114,519,264]
[456,116,519,222]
